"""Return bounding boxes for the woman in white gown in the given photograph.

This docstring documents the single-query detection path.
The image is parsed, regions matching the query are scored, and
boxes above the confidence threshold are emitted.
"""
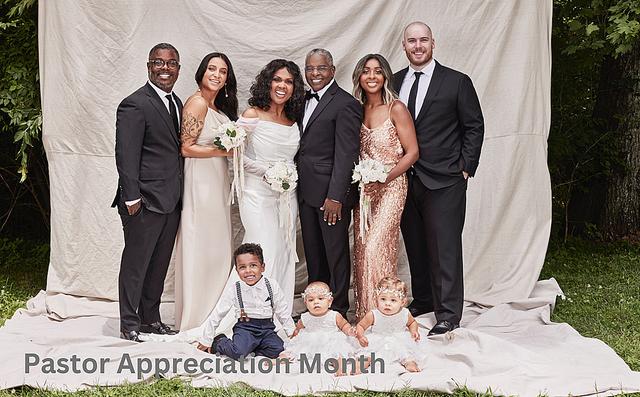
[174,53,238,331]
[235,59,306,315]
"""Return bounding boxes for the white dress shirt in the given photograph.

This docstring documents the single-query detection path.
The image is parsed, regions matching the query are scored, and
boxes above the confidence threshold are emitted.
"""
[148,80,180,121]
[199,276,296,346]
[302,78,335,130]
[398,60,436,118]
[125,81,180,207]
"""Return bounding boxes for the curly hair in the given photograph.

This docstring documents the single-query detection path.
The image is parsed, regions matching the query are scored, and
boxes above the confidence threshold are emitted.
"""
[352,53,398,105]
[233,242,264,265]
[375,276,408,299]
[194,53,238,121]
[248,59,305,122]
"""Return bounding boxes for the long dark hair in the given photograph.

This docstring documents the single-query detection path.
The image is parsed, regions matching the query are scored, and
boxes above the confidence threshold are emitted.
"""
[248,59,305,122]
[194,52,238,121]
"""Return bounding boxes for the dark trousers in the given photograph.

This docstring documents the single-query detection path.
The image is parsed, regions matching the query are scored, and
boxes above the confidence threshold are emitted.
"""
[216,319,284,360]
[401,174,467,324]
[299,200,352,317]
[118,204,180,332]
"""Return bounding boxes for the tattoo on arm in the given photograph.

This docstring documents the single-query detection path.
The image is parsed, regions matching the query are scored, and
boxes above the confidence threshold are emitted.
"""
[181,112,204,146]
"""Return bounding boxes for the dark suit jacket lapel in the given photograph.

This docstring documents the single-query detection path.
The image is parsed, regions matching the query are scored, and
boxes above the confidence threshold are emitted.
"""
[303,81,338,135]
[145,83,180,146]
[415,61,444,122]
[175,93,183,114]
[393,67,408,93]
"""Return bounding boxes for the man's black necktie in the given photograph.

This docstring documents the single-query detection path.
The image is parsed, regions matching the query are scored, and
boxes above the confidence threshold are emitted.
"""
[305,90,320,102]
[166,94,179,134]
[407,71,423,120]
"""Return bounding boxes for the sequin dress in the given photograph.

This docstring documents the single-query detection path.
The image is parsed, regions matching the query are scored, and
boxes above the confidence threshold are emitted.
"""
[353,103,408,320]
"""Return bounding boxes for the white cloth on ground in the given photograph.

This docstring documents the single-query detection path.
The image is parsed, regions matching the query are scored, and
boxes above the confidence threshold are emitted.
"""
[3,280,640,395]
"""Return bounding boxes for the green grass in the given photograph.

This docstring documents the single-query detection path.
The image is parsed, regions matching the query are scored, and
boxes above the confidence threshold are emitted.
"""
[541,240,640,371]
[0,238,49,326]
[0,237,639,396]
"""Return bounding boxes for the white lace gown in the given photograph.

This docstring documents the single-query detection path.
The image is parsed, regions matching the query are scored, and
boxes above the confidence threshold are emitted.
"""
[174,109,233,331]
[285,310,357,360]
[237,117,299,315]
[359,308,425,364]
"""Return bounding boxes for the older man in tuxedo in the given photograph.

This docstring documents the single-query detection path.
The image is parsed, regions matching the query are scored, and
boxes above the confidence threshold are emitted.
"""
[112,43,183,341]
[394,22,484,335]
[296,49,361,318]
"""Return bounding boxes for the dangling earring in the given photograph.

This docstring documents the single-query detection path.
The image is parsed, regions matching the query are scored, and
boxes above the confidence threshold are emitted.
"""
[225,85,228,98]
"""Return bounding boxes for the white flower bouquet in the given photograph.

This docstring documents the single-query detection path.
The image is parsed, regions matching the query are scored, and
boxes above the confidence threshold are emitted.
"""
[264,161,298,193]
[214,121,247,204]
[352,159,388,185]
[214,121,247,151]
[352,158,390,241]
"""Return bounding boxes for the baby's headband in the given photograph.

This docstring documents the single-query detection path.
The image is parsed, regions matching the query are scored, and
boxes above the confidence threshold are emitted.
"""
[302,285,333,299]
[375,287,406,299]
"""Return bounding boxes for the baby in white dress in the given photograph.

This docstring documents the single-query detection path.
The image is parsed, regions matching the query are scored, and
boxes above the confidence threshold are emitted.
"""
[355,276,423,372]
[282,282,357,374]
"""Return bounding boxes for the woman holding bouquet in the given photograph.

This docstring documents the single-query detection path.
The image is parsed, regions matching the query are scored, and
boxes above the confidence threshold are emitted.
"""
[351,54,419,321]
[234,59,305,315]
[174,53,238,331]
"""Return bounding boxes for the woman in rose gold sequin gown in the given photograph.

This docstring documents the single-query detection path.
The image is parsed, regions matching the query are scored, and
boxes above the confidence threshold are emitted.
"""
[351,54,419,320]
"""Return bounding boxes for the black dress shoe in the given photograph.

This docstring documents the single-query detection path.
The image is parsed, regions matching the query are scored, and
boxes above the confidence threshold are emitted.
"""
[408,306,433,318]
[428,320,459,336]
[120,330,142,342]
[139,321,177,335]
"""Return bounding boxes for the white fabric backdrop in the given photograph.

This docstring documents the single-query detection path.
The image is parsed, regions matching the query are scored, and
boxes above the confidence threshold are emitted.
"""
[40,0,552,309]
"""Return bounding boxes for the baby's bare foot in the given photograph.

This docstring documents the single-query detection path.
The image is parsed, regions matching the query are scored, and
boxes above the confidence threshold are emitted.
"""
[404,361,420,372]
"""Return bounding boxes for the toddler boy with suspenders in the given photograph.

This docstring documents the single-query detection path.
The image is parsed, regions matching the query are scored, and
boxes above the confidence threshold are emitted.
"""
[198,243,295,359]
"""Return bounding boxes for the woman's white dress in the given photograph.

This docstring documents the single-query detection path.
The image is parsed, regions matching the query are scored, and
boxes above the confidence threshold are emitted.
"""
[238,118,300,315]
[174,109,233,331]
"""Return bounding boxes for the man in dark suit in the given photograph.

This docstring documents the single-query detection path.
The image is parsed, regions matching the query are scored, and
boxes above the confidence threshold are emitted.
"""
[112,43,183,341]
[296,49,362,318]
[393,22,484,335]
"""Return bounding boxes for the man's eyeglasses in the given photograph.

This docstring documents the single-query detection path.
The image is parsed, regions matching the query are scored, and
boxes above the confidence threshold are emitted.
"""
[148,59,180,69]
[304,66,331,73]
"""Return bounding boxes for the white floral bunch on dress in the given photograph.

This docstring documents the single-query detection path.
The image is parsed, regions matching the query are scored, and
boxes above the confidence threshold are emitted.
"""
[352,158,389,241]
[214,121,247,204]
[264,161,298,193]
[264,161,298,250]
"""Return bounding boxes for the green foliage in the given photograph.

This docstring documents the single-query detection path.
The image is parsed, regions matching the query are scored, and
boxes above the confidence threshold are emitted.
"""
[558,0,640,57]
[0,0,40,182]
[549,0,640,240]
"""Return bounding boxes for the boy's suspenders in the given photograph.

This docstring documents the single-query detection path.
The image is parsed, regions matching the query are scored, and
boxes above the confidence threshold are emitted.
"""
[235,278,274,321]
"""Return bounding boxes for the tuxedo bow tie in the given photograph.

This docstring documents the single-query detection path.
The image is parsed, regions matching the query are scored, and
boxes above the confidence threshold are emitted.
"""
[305,91,320,102]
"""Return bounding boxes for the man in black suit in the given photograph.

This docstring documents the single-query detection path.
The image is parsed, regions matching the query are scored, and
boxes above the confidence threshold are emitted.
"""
[112,43,183,341]
[296,49,362,318]
[394,22,484,335]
